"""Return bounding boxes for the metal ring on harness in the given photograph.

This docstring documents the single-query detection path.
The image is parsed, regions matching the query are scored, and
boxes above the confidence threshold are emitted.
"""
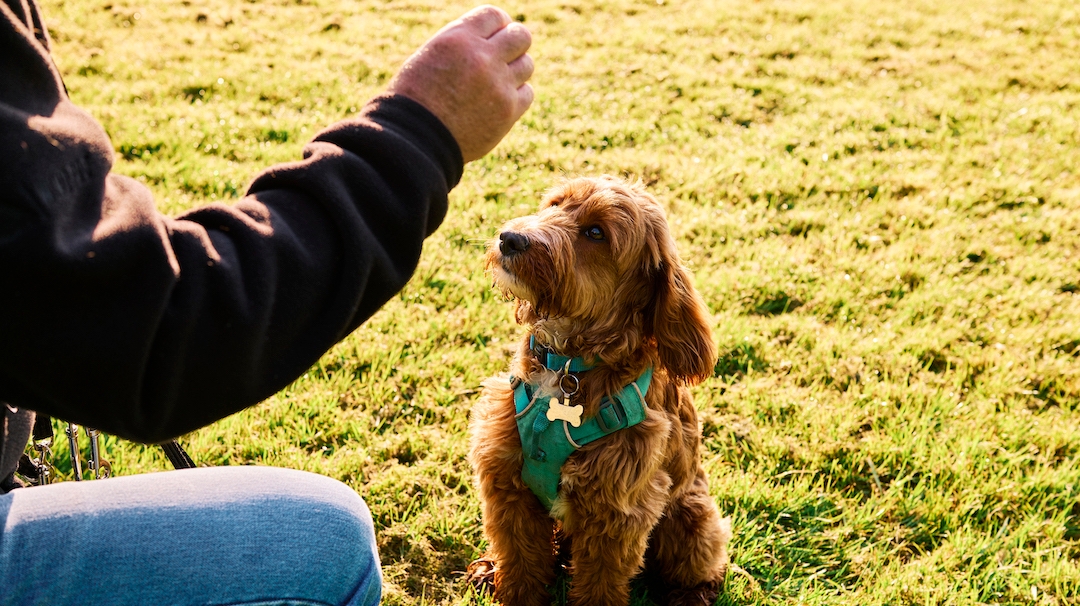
[558,369,580,397]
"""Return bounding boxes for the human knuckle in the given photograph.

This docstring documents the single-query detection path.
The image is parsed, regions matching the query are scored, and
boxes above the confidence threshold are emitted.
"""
[435,29,470,50]
[506,22,531,40]
[519,54,535,75]
[477,5,509,20]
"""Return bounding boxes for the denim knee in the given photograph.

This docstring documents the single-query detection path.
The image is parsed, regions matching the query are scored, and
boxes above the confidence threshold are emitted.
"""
[0,466,382,606]
[263,468,383,605]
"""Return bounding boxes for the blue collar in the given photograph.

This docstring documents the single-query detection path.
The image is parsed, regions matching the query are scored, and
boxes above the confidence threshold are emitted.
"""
[529,335,596,373]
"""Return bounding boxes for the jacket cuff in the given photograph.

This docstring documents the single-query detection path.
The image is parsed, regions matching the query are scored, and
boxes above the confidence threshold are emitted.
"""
[353,93,465,190]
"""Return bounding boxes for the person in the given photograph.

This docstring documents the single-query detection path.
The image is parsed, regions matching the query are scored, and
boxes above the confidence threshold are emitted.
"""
[0,0,533,603]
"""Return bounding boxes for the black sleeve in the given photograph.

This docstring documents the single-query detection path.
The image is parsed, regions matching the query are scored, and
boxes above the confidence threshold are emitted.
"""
[0,2,464,442]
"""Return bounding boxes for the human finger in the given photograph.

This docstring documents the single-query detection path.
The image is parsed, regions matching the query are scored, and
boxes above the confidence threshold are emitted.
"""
[489,21,532,62]
[515,83,535,116]
[507,53,534,87]
[456,5,512,39]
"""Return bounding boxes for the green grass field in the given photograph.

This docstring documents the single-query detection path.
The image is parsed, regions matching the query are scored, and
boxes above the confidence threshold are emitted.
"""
[37,0,1080,603]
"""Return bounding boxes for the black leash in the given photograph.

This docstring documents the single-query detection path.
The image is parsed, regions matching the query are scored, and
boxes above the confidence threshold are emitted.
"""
[160,438,196,470]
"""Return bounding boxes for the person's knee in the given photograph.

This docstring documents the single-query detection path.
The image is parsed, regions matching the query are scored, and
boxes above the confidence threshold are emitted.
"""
[1,466,382,606]
[291,472,382,605]
[249,467,378,552]
[202,466,383,604]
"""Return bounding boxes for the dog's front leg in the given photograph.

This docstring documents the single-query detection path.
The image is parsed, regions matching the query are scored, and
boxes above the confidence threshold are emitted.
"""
[470,381,558,606]
[560,416,673,606]
[644,472,731,605]
[482,488,558,606]
[562,481,668,606]
[473,457,558,606]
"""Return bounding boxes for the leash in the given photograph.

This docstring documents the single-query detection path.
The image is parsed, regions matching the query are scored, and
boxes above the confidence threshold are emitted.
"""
[160,438,196,470]
[18,414,196,486]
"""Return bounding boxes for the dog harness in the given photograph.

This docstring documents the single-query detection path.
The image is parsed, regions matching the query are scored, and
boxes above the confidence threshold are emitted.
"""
[513,341,653,511]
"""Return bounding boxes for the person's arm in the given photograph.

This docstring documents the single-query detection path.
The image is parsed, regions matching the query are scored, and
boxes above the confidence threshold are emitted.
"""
[0,3,531,442]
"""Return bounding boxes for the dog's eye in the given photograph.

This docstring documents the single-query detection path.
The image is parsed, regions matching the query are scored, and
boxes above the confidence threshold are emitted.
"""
[583,226,605,241]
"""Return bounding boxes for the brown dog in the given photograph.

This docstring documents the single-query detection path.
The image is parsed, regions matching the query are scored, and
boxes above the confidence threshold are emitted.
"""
[467,176,732,606]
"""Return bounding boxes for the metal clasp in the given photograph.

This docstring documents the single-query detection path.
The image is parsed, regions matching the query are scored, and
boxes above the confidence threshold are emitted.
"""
[86,427,112,479]
[30,433,54,486]
[62,423,111,481]
[65,423,83,481]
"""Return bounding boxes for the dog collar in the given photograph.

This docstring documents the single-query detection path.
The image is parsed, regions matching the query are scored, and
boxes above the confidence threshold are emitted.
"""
[529,335,596,373]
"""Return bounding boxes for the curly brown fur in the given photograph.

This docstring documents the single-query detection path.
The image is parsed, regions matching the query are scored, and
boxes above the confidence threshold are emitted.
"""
[468,176,732,606]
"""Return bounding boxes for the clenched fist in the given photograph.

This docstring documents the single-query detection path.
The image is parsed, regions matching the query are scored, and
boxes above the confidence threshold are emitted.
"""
[388,5,534,163]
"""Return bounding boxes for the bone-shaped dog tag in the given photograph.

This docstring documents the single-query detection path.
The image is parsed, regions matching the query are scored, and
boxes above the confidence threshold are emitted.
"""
[546,396,584,427]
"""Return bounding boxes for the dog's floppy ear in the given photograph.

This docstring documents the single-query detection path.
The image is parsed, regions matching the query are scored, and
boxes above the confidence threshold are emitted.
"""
[648,259,717,384]
[635,191,716,383]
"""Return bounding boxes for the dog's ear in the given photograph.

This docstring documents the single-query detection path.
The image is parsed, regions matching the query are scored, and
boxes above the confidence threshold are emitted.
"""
[648,260,717,384]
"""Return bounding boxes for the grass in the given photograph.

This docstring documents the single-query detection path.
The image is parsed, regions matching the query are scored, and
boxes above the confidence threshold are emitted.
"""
[35,0,1080,603]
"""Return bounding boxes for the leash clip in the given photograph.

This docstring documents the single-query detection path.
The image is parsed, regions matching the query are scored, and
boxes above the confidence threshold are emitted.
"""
[63,423,113,481]
[86,427,112,480]
[30,434,54,486]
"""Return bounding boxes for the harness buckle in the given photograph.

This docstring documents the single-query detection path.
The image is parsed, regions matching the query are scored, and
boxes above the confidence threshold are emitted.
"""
[595,398,627,433]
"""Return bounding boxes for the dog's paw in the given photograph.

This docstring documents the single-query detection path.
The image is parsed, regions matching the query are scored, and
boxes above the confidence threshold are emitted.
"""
[665,579,720,606]
[465,554,498,598]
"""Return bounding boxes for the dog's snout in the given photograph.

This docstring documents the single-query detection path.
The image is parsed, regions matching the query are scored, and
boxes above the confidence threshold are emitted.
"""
[499,231,530,256]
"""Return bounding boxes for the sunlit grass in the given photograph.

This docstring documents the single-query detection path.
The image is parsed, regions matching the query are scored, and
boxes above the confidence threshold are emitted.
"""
[39,0,1080,603]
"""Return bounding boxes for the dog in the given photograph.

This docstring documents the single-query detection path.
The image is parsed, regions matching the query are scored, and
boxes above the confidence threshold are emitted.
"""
[466,176,732,606]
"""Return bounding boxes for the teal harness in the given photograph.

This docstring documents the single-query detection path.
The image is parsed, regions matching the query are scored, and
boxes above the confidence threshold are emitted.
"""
[513,342,653,511]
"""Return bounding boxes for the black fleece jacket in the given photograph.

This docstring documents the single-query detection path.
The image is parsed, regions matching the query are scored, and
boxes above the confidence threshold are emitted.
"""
[0,0,464,489]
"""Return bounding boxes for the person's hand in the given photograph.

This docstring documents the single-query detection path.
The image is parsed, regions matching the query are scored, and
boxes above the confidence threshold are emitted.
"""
[387,5,534,163]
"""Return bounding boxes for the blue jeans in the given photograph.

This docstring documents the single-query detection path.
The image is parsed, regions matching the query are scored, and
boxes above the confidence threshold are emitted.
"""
[0,466,381,605]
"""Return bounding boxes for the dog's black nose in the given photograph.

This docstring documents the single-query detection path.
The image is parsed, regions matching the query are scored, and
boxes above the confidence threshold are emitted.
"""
[499,231,530,256]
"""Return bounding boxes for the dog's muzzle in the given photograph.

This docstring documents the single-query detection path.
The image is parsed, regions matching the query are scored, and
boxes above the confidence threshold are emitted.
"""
[498,231,530,257]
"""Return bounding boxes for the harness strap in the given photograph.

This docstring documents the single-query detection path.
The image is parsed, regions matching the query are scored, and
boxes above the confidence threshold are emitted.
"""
[32,413,54,442]
[513,368,653,510]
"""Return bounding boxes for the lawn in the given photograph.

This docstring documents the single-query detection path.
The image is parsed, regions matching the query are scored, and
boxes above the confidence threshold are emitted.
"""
[36,0,1080,603]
